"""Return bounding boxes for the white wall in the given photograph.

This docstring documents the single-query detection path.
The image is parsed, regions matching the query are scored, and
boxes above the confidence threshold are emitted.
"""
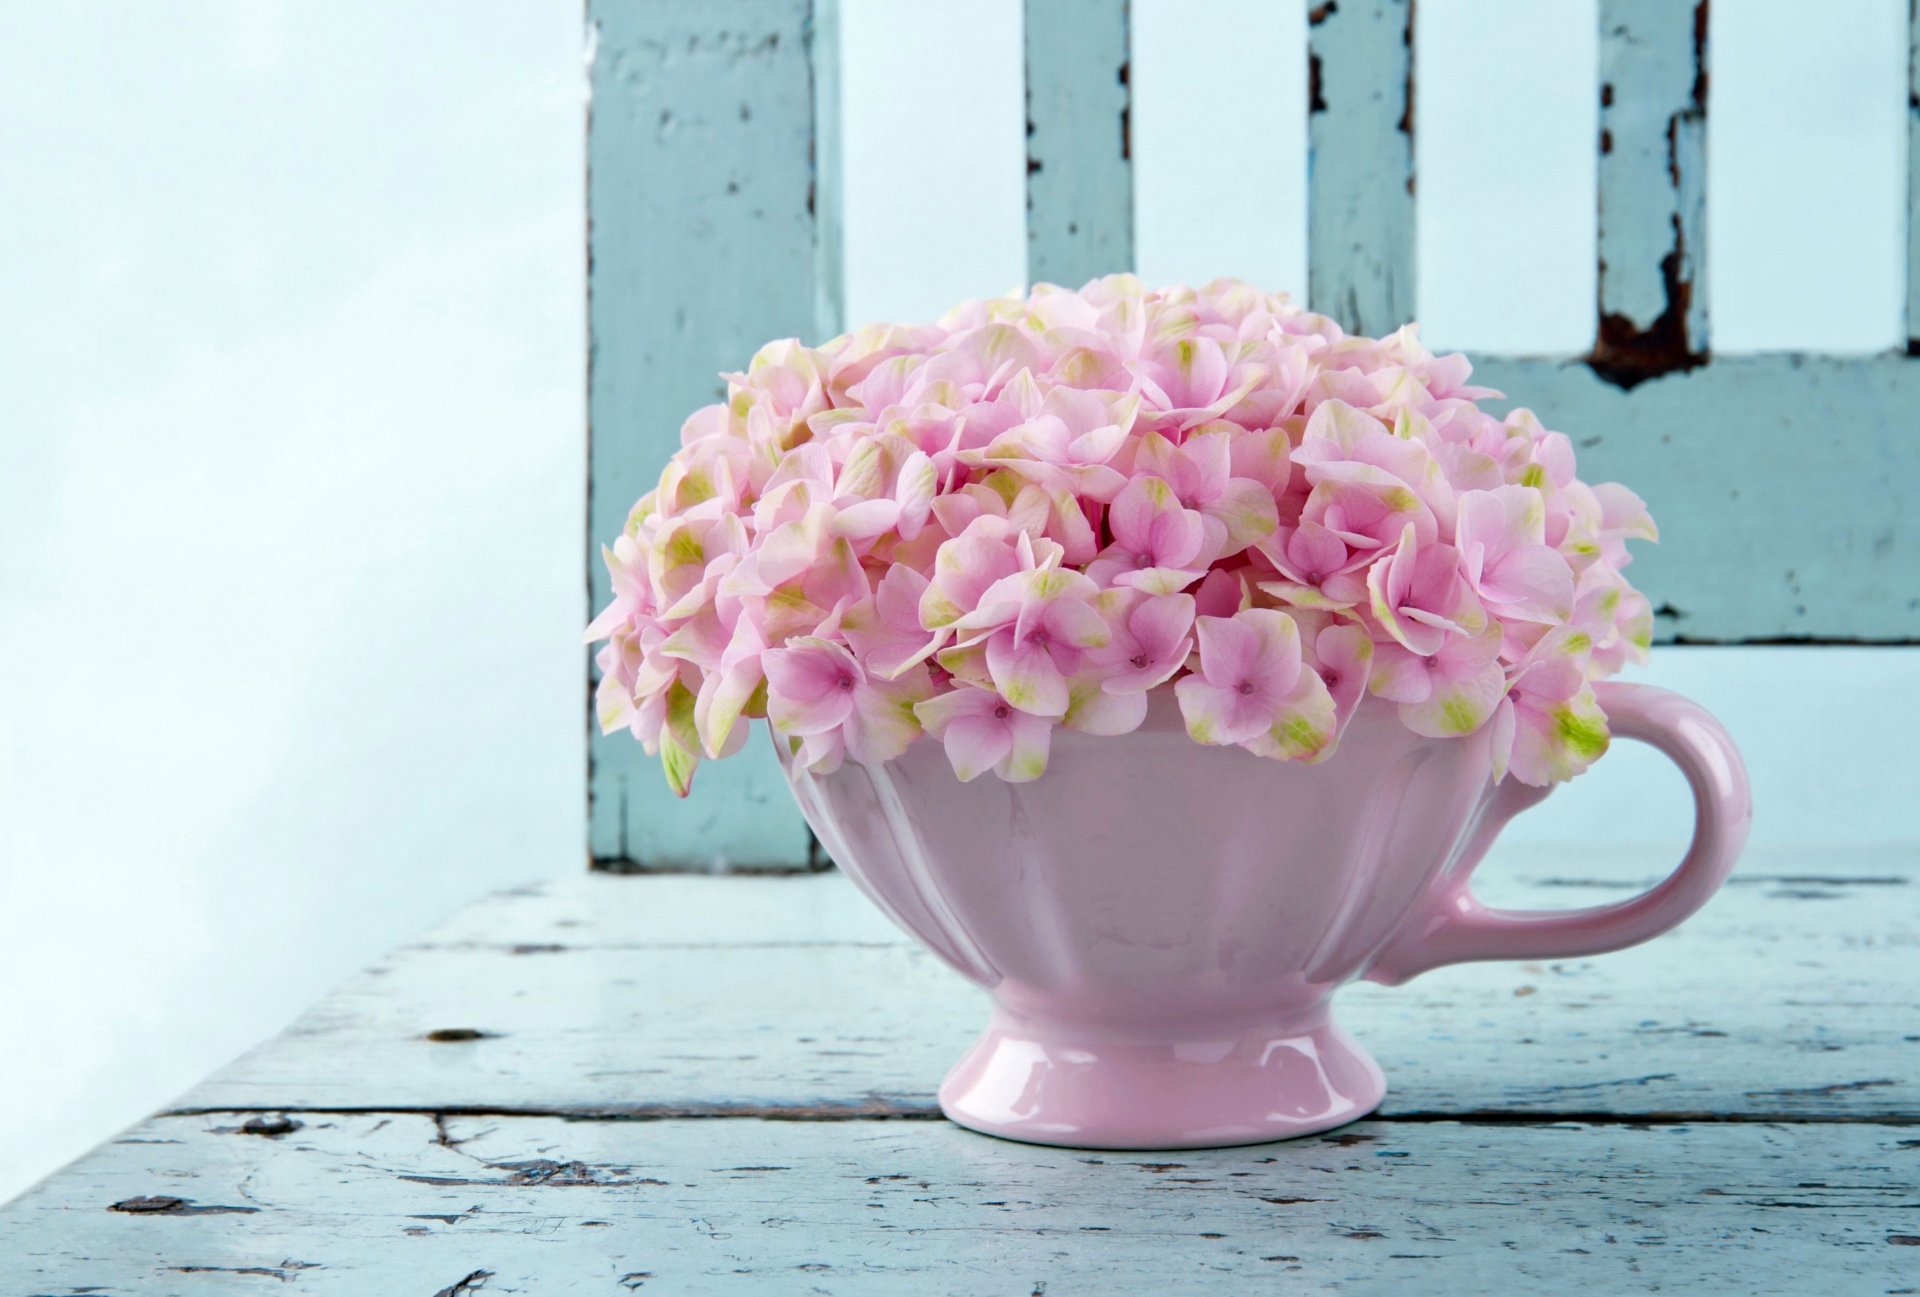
[2,0,1912,1206]
[0,2,587,1202]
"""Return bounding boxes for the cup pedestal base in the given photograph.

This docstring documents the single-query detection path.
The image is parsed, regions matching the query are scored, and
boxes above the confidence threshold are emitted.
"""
[937,1007,1386,1150]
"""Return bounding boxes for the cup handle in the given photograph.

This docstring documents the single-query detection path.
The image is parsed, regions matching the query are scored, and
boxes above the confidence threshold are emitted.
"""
[1364,681,1752,986]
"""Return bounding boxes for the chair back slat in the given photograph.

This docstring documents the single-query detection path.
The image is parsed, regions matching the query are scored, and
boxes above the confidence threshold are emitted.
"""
[1306,0,1416,337]
[1024,0,1135,286]
[1907,0,1919,347]
[1594,0,1709,379]
[584,1,1917,864]
[584,0,832,869]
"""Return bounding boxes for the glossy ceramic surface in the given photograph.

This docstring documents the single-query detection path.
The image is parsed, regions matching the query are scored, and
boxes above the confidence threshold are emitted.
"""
[780,681,1750,1149]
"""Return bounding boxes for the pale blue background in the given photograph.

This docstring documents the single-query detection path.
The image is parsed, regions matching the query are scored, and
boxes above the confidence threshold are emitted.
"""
[2,0,1914,1202]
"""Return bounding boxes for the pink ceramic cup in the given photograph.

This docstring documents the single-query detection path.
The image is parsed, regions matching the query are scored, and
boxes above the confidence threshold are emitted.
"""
[779,680,1750,1150]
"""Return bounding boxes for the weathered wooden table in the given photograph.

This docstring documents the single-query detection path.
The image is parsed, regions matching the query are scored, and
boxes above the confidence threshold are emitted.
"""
[5,846,1915,1294]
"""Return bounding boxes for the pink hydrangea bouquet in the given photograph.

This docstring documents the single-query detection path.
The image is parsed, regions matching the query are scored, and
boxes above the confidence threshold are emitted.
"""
[589,276,1656,796]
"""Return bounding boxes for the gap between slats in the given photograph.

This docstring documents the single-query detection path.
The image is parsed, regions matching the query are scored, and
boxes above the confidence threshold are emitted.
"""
[155,1103,1920,1128]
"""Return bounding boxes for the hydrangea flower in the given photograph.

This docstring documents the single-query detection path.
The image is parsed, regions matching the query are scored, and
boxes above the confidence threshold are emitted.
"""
[589,277,1658,792]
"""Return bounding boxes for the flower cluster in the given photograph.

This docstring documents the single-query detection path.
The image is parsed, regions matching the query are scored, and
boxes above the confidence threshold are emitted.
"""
[589,277,1655,793]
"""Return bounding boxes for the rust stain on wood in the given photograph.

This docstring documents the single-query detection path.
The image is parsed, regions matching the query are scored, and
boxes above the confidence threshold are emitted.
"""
[1590,224,1705,390]
[1689,0,1709,108]
[1589,0,1711,389]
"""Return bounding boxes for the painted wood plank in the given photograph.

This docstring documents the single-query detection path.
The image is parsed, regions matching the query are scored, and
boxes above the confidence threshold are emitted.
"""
[6,1114,1916,1293]
[1471,354,1920,642]
[811,0,845,338]
[1592,0,1709,383]
[1024,0,1134,287]
[586,0,838,869]
[1909,0,1919,350]
[1307,0,1415,337]
[175,850,1920,1122]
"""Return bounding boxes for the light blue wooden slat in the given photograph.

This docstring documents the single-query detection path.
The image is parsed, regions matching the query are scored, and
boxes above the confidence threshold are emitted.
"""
[14,1114,1920,1292]
[1024,0,1134,286]
[1306,0,1415,336]
[812,0,845,337]
[176,859,1920,1120]
[10,1116,1918,1291]
[1909,0,1919,348]
[586,0,840,869]
[1472,354,1919,641]
[1592,0,1708,381]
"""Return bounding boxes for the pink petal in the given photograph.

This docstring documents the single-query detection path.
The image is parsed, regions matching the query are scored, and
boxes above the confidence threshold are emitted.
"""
[1173,676,1269,746]
[766,677,855,738]
[893,450,938,539]
[1287,522,1351,583]
[985,634,1070,717]
[1457,485,1543,558]
[657,611,732,672]
[1300,398,1389,453]
[1130,429,1181,480]
[694,637,766,757]
[912,683,993,730]
[1483,545,1575,622]
[844,668,932,766]
[832,497,903,540]
[1230,424,1292,492]
[1132,592,1196,657]
[1205,477,1281,551]
[1166,336,1229,408]
[927,714,1009,779]
[1367,642,1434,704]
[1061,463,1130,502]
[750,507,830,591]
[1064,677,1148,735]
[1146,506,1208,567]
[1039,383,1114,437]
[1489,696,1516,783]
[996,711,1055,782]
[1504,687,1609,785]
[1255,578,1351,612]
[1192,614,1260,688]
[876,562,931,628]
[1313,622,1374,728]
[1113,564,1209,596]
[1069,422,1128,465]
[1044,596,1114,651]
[1595,481,1658,541]
[1398,661,1506,738]
[595,671,636,735]
[792,727,846,776]
[1249,665,1338,762]
[1240,608,1305,695]
[1174,428,1232,501]
[585,596,633,643]
[762,640,849,703]
[1108,474,1177,551]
